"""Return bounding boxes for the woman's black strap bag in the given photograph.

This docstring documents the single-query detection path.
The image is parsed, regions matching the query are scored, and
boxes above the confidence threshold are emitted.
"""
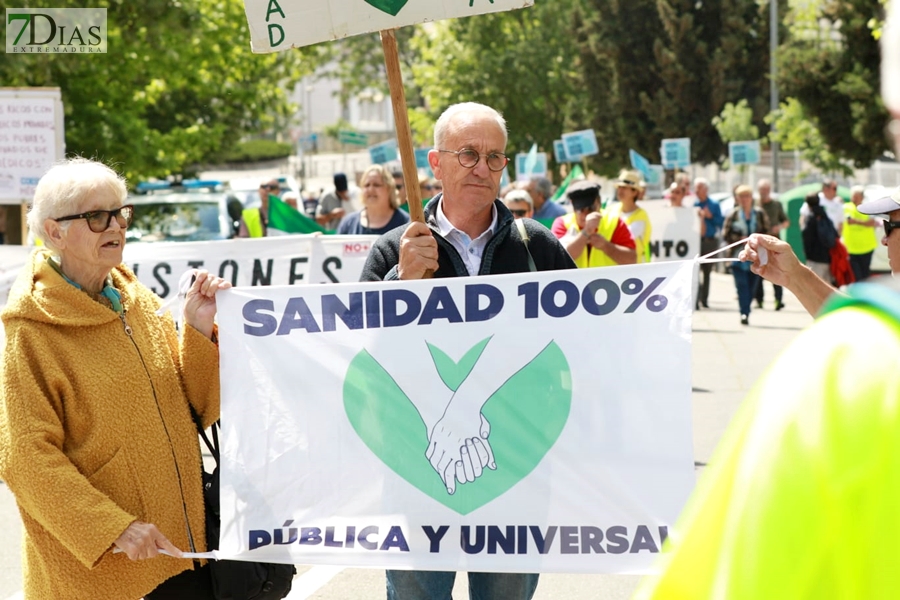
[191,411,296,600]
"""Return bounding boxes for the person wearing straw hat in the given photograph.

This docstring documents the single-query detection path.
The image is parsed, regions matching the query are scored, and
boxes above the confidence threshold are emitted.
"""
[606,169,653,263]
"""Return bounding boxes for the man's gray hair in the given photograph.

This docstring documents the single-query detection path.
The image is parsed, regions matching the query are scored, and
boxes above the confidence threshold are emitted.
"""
[694,177,709,188]
[433,102,507,149]
[851,185,865,195]
[504,189,533,208]
[529,176,553,200]
[28,158,127,253]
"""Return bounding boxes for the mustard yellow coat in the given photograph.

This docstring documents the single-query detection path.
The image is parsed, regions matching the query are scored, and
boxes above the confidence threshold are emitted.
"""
[0,250,220,599]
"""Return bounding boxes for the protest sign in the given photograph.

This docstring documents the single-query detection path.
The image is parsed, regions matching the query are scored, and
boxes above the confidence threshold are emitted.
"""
[243,0,533,53]
[121,235,374,299]
[660,138,691,170]
[643,205,701,262]
[561,129,599,160]
[728,140,761,166]
[306,235,380,284]
[515,151,548,181]
[0,88,65,203]
[215,261,696,572]
[369,139,399,165]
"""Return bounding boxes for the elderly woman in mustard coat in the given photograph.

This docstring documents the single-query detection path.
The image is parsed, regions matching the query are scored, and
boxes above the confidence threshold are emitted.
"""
[0,158,230,599]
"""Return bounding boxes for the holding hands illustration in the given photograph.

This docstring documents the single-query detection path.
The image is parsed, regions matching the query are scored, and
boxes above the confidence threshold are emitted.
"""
[427,409,496,494]
[372,336,550,495]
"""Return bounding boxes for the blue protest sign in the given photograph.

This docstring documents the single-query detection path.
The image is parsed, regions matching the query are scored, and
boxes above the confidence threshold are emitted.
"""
[629,149,652,180]
[515,151,548,181]
[414,148,431,169]
[660,138,691,170]
[561,129,599,160]
[553,140,571,163]
[728,140,761,166]
[368,139,399,164]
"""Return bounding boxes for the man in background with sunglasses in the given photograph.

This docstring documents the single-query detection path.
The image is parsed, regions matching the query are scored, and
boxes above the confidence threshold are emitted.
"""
[503,189,533,219]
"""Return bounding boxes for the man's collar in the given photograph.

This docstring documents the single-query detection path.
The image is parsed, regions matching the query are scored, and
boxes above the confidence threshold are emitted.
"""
[435,198,498,240]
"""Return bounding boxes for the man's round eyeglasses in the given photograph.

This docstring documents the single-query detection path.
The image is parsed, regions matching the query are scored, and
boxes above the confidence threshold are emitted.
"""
[883,220,900,238]
[55,205,134,233]
[438,149,509,172]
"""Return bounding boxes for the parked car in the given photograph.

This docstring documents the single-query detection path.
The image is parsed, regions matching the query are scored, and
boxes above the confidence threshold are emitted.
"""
[126,188,241,243]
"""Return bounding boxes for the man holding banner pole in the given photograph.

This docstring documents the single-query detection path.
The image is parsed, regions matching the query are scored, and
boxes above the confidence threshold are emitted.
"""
[361,101,575,600]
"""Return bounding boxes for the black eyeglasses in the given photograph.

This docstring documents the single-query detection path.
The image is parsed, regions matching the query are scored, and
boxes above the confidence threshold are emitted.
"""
[510,209,528,218]
[55,205,134,233]
[438,148,509,172]
[883,220,900,237]
[395,184,404,191]
[260,184,280,190]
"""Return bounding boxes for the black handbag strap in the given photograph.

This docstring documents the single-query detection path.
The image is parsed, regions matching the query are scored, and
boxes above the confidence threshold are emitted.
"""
[188,405,220,466]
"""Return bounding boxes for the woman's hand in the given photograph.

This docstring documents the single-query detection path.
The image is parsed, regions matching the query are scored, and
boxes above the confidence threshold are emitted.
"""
[183,270,232,340]
[113,521,183,560]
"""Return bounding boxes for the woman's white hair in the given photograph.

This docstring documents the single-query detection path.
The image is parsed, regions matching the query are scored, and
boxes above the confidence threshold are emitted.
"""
[433,102,507,149]
[28,158,127,252]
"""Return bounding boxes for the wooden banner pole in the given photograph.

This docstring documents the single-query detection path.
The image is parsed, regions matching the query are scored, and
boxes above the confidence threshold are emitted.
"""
[380,29,424,225]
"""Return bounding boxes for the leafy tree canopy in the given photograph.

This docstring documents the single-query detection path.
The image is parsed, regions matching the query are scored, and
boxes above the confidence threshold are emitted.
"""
[0,0,320,183]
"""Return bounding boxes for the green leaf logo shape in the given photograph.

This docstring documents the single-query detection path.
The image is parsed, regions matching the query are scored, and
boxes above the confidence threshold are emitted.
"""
[364,0,408,16]
[343,339,571,514]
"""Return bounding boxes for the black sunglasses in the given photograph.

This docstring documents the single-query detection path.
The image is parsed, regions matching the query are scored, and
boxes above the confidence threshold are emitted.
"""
[509,209,529,217]
[883,220,900,237]
[260,184,280,190]
[55,205,134,233]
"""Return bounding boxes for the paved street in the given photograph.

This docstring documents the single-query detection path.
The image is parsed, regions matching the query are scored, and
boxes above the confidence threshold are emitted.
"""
[0,271,817,599]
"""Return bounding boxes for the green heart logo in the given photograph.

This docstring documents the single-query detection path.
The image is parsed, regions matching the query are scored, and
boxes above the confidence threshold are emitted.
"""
[364,0,408,16]
[343,338,571,514]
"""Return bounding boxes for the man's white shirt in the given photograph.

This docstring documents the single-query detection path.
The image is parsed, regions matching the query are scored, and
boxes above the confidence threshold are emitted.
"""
[436,200,498,276]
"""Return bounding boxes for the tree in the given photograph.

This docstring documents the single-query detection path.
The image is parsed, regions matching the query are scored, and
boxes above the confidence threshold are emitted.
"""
[639,0,771,166]
[411,4,585,170]
[0,0,320,182]
[778,0,889,167]
[767,97,852,177]
[574,0,665,173]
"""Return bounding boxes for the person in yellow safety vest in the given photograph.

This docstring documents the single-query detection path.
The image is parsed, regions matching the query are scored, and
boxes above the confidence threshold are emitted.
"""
[550,180,636,267]
[842,185,879,281]
[238,178,280,238]
[606,169,653,263]
[634,185,900,600]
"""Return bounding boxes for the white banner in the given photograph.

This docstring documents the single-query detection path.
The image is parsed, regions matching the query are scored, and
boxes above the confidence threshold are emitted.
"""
[307,235,379,284]
[243,0,532,53]
[643,205,701,262]
[216,261,696,572]
[122,235,379,299]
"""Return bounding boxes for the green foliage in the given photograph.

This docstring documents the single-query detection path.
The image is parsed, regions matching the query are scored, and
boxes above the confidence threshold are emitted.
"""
[778,0,889,167]
[766,98,852,177]
[713,100,760,171]
[639,0,771,165]
[575,0,664,173]
[713,100,760,145]
[216,140,292,164]
[323,119,355,140]
[412,6,585,176]
[0,0,320,182]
